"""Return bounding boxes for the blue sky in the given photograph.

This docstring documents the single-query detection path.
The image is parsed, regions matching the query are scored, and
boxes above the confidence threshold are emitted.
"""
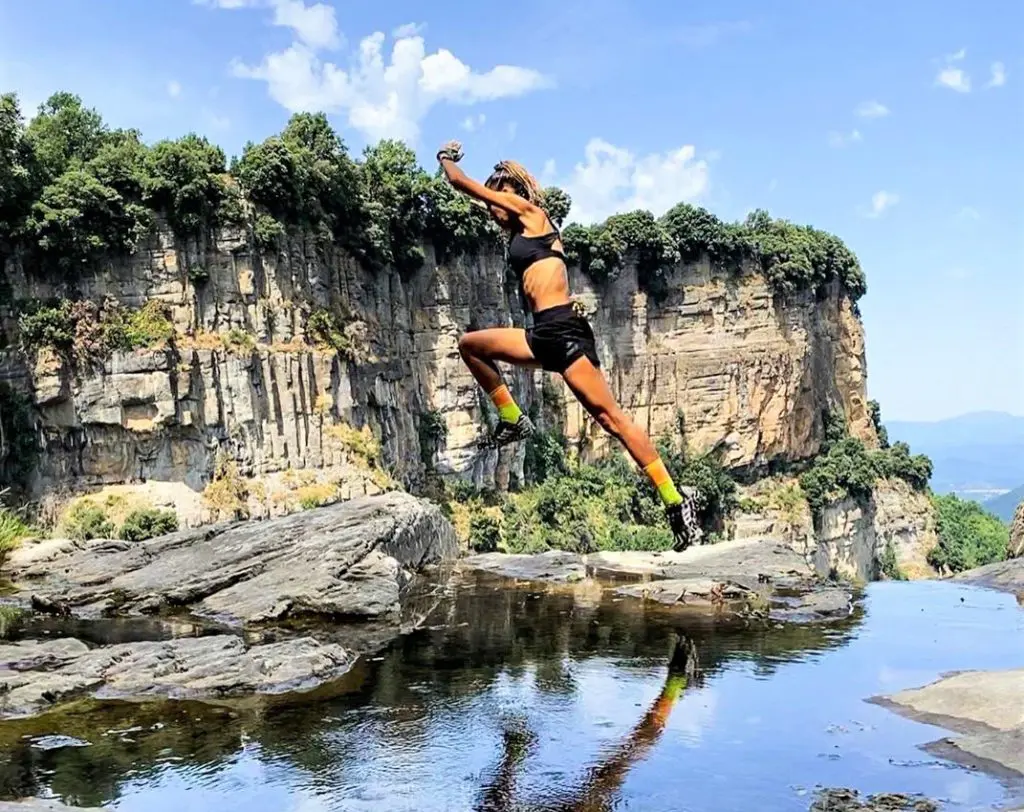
[1,0,1021,421]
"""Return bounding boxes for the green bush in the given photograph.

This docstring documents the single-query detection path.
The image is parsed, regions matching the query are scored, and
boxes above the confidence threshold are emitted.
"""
[928,494,1008,574]
[118,507,179,541]
[61,501,115,541]
[468,512,502,553]
[18,297,173,359]
[800,408,933,515]
[0,504,33,569]
[880,541,906,581]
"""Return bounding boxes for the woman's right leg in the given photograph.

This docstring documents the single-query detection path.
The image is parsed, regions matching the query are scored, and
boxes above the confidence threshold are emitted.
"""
[458,328,540,447]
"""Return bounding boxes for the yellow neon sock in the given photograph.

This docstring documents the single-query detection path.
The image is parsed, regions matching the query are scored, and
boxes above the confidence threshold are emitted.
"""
[644,458,683,506]
[488,384,523,424]
[661,674,688,703]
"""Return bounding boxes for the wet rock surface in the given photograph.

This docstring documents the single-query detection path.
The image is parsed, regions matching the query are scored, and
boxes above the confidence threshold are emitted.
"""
[463,538,856,623]
[954,557,1024,597]
[809,788,938,811]
[0,636,354,720]
[873,668,1024,780]
[0,493,457,720]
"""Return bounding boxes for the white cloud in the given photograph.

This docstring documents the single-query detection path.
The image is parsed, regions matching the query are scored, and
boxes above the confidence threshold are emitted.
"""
[167,80,182,98]
[945,267,971,280]
[393,22,426,39]
[552,138,711,225]
[988,61,1007,88]
[936,66,971,93]
[862,190,899,218]
[934,48,971,92]
[218,2,550,143]
[828,129,862,148]
[957,206,981,221]
[271,0,340,50]
[461,113,486,132]
[855,100,889,118]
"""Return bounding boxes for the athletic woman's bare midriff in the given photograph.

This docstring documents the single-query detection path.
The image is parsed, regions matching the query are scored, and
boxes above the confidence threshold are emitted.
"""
[521,254,572,312]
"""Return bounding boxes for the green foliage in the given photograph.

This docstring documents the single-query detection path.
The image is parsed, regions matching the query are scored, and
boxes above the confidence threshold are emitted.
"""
[25,91,107,180]
[541,187,572,227]
[468,512,502,553]
[61,501,115,541]
[418,410,448,469]
[306,309,354,359]
[800,408,933,515]
[928,494,1008,574]
[356,140,431,275]
[2,88,866,301]
[523,421,569,485]
[0,93,36,238]
[0,503,33,569]
[143,134,227,236]
[117,507,179,541]
[18,298,173,360]
[868,399,889,448]
[424,172,500,262]
[561,201,865,300]
[0,383,39,492]
[880,541,907,581]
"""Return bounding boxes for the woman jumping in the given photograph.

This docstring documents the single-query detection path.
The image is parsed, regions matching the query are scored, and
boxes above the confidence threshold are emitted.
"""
[436,140,702,551]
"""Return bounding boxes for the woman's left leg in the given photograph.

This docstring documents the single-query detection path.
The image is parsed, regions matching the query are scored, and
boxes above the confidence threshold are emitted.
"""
[560,355,702,549]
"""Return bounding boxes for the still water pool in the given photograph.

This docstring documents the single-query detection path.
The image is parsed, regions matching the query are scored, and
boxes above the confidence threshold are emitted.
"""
[1,578,1021,812]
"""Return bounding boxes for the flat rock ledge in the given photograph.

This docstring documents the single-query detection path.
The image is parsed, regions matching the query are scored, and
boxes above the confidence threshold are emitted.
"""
[0,492,458,720]
[8,491,458,625]
[871,668,1024,781]
[462,538,856,623]
[953,557,1024,599]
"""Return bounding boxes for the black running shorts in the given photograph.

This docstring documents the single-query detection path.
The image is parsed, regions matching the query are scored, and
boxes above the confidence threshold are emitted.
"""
[526,303,601,373]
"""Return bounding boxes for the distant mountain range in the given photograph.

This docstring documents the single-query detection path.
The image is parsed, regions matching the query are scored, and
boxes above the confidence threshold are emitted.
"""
[985,484,1024,523]
[885,411,1024,513]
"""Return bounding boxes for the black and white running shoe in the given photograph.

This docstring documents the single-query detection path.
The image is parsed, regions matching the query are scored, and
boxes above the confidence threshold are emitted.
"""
[478,414,536,450]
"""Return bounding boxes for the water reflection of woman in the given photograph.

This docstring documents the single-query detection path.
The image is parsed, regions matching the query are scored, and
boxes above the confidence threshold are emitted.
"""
[475,634,701,812]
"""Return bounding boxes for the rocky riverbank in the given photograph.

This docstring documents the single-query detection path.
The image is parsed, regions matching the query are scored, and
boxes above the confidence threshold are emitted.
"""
[0,491,457,720]
[462,537,859,624]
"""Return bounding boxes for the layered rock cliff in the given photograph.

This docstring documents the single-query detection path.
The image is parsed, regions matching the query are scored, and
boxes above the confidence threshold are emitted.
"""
[0,219,877,517]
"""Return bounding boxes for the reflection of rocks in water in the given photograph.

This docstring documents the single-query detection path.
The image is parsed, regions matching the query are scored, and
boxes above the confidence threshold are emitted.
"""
[810,788,938,811]
[0,800,108,811]
[0,572,865,809]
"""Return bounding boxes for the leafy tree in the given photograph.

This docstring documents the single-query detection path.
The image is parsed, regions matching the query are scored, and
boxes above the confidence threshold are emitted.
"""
[541,186,571,227]
[27,169,148,270]
[25,92,108,181]
[928,494,1008,573]
[868,399,889,448]
[0,93,36,238]
[357,140,432,274]
[144,134,227,235]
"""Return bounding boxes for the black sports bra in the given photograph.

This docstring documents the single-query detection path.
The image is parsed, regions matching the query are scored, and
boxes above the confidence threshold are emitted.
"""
[507,230,567,277]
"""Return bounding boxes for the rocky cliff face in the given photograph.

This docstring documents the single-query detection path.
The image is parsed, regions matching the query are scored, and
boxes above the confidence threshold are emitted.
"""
[732,477,936,582]
[1010,501,1024,559]
[0,221,877,514]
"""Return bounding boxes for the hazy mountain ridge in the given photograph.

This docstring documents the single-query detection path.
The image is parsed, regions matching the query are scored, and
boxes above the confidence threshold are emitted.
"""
[885,412,1024,498]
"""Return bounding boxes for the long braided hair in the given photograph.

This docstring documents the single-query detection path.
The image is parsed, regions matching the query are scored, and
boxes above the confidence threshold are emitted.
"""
[484,160,544,205]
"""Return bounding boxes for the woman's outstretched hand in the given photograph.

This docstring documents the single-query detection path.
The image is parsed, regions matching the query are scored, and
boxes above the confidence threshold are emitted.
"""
[436,140,463,163]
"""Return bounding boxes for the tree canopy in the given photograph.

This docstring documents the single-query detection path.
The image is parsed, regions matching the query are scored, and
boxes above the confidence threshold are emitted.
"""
[0,90,867,301]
